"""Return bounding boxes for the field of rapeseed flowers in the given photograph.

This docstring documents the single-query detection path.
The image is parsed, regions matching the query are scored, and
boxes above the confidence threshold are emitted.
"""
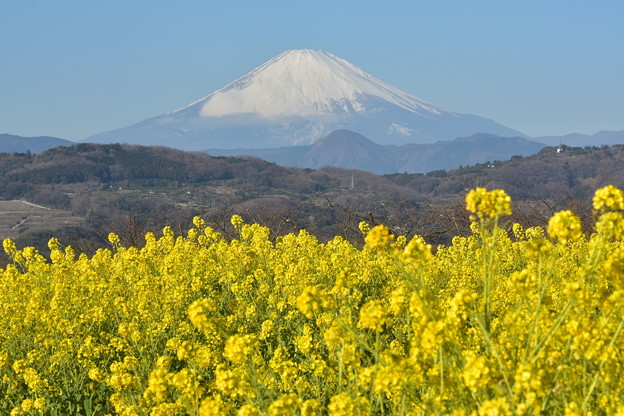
[1,186,624,415]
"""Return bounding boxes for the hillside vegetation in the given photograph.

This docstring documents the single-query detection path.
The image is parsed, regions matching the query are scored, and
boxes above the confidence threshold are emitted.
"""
[0,143,623,262]
[387,145,624,201]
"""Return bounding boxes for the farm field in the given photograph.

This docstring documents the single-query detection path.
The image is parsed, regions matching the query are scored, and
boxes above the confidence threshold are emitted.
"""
[0,200,83,240]
[1,186,624,415]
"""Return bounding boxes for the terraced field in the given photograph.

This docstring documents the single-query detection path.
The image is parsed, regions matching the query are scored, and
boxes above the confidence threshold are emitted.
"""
[0,200,83,240]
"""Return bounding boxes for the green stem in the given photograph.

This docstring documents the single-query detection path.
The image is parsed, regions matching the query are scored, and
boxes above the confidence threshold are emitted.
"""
[528,301,573,363]
[483,216,498,336]
[439,344,444,397]
[523,250,557,364]
[530,231,606,364]
[582,316,624,411]
[473,313,513,396]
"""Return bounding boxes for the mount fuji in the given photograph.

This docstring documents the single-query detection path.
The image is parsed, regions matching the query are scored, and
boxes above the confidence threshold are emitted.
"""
[86,49,526,150]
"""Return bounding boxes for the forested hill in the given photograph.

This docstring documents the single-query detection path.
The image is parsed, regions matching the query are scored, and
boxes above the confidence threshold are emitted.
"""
[1,143,623,204]
[0,143,311,187]
[387,144,624,202]
[1,143,623,261]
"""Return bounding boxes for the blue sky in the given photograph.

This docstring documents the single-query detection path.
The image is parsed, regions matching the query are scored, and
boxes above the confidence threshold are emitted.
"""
[1,0,622,140]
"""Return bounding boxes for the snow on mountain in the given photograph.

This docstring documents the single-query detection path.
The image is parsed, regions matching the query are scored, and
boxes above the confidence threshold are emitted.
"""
[183,49,446,118]
[86,49,526,150]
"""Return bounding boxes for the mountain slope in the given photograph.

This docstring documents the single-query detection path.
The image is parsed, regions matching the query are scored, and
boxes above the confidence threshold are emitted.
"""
[206,130,546,174]
[86,49,525,150]
[396,133,546,173]
[388,144,624,202]
[0,134,74,153]
[299,130,397,173]
[534,130,624,147]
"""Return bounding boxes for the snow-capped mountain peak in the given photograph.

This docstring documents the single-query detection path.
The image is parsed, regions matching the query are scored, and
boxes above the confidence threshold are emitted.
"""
[175,49,447,118]
[86,49,526,150]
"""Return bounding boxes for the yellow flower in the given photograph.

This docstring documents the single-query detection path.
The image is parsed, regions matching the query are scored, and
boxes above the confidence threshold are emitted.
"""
[358,221,370,234]
[365,225,394,250]
[19,399,33,413]
[187,228,198,240]
[478,397,510,415]
[268,393,302,416]
[33,398,45,411]
[389,288,407,315]
[402,234,432,263]
[564,402,582,416]
[193,216,206,228]
[301,399,320,416]
[199,395,231,416]
[0,350,8,368]
[231,215,244,228]
[295,324,315,355]
[188,298,217,332]
[327,392,369,416]
[374,364,405,397]
[524,238,553,260]
[237,404,260,416]
[357,300,387,332]
[524,226,545,240]
[4,188,624,413]
[547,210,583,244]
[596,211,624,240]
[605,249,624,290]
[259,319,275,339]
[3,238,17,256]
[462,351,491,392]
[108,232,121,246]
[224,334,258,364]
[465,188,511,220]
[47,237,60,251]
[593,184,624,212]
[150,403,183,416]
[296,286,328,319]
[214,365,252,398]
[324,319,354,349]
[512,223,525,240]
[88,367,106,383]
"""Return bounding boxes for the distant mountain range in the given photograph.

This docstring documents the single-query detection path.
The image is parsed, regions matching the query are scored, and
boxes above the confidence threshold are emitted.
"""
[3,49,624,176]
[534,130,624,147]
[84,49,525,150]
[206,129,547,174]
[4,49,622,175]
[2,129,624,174]
[0,134,74,153]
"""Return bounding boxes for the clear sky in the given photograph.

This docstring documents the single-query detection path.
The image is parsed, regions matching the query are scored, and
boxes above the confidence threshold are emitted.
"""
[1,0,623,140]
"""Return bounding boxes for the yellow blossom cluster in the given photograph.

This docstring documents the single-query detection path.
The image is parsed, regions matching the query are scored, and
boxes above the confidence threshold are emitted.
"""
[1,187,624,414]
[593,184,624,212]
[465,187,512,220]
[547,210,583,244]
[364,224,395,250]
